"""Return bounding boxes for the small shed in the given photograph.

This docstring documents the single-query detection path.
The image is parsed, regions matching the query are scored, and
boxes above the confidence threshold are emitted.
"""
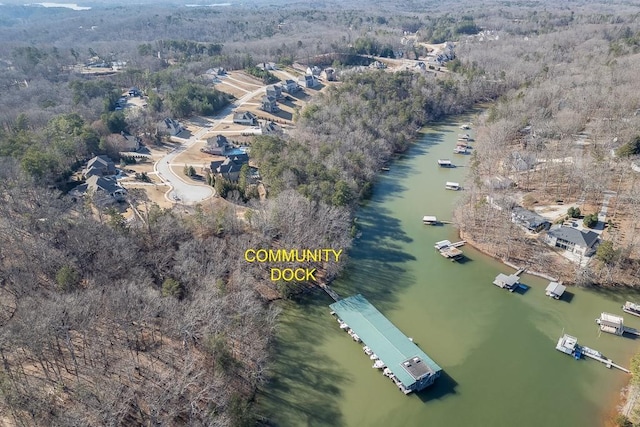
[545,282,566,300]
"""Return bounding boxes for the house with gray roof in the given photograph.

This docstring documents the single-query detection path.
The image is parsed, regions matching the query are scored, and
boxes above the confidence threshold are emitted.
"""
[306,65,322,76]
[233,111,257,126]
[320,67,336,81]
[203,135,230,155]
[545,225,599,257]
[118,132,141,152]
[511,207,551,233]
[72,175,127,206]
[298,74,318,88]
[261,121,282,135]
[261,95,279,113]
[210,154,248,182]
[282,79,298,93]
[266,84,283,101]
[84,155,116,178]
[157,118,184,136]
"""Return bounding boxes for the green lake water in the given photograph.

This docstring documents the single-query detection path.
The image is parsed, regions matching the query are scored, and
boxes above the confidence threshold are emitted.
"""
[257,113,640,427]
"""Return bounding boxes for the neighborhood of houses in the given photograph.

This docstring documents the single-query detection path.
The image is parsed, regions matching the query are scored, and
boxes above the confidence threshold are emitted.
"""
[69,44,460,219]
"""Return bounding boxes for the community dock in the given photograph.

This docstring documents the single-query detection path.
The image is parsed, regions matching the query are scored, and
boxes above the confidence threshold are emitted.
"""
[556,334,630,373]
[330,294,442,394]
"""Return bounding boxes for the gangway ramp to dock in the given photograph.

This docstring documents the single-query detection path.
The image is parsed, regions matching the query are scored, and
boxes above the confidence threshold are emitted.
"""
[514,267,528,276]
[582,351,630,373]
[320,283,341,302]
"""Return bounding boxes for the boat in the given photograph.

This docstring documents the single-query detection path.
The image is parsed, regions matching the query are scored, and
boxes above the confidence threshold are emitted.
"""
[445,181,461,191]
[623,301,640,317]
[370,353,379,360]
[352,334,361,342]
[460,123,470,130]
[383,368,393,377]
[453,146,467,154]
[373,360,385,369]
[363,346,373,356]
[381,167,390,171]
[339,323,349,330]
[437,159,454,167]
[422,215,438,225]
[582,346,603,359]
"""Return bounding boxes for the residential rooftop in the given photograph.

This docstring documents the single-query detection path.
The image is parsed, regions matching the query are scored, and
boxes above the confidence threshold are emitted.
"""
[547,225,599,248]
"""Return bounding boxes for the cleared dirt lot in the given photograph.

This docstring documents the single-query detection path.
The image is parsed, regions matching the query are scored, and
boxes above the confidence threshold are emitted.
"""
[125,183,173,209]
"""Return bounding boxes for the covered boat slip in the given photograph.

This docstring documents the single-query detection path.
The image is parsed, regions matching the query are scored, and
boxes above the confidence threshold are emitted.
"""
[545,281,566,299]
[330,294,442,393]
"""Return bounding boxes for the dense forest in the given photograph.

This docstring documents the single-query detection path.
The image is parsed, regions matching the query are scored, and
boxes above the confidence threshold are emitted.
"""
[2,0,640,425]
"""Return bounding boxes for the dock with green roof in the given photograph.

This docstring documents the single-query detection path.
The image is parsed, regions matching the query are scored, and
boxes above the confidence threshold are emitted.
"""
[329,294,442,394]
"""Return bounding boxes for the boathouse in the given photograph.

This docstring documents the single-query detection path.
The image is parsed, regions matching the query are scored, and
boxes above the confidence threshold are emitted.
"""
[597,313,624,335]
[493,273,520,291]
[545,281,566,300]
[329,294,442,394]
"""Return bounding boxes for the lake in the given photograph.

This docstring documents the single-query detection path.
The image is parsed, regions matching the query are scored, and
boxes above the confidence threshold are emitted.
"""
[257,113,640,427]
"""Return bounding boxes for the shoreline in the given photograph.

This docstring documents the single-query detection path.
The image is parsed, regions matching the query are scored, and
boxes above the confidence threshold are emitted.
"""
[456,228,563,282]
[456,221,637,426]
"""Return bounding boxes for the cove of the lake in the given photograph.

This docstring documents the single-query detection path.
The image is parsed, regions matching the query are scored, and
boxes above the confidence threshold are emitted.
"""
[257,112,640,427]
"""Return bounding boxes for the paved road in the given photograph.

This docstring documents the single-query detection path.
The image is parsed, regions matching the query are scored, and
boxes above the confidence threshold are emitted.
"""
[155,138,214,205]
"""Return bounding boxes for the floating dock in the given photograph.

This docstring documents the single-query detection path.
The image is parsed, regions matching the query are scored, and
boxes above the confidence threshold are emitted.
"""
[434,240,465,261]
[330,294,442,394]
[556,334,630,373]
